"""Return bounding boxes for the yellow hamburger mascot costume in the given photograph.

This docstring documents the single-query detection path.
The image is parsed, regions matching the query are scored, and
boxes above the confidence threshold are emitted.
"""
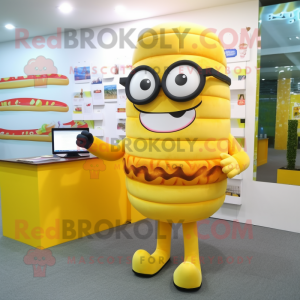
[76,22,250,291]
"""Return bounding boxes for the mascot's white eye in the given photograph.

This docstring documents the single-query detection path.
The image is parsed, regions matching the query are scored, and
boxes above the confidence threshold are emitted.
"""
[165,65,200,97]
[129,70,156,101]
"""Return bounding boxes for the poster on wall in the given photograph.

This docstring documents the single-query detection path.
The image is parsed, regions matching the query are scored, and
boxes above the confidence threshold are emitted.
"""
[238,94,246,105]
[74,62,91,84]
[91,76,102,85]
[91,76,104,105]
[0,98,69,112]
[225,28,251,64]
[73,91,93,119]
[92,89,104,105]
[0,120,91,142]
[0,122,58,142]
[83,92,93,116]
[73,91,84,115]
[117,120,126,133]
[104,85,118,102]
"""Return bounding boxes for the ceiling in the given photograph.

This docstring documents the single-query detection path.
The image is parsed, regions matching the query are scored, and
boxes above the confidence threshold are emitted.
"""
[0,0,252,43]
[3,0,297,81]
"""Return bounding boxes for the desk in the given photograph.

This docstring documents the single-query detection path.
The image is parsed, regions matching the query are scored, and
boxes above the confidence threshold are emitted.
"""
[257,138,269,166]
[0,155,144,248]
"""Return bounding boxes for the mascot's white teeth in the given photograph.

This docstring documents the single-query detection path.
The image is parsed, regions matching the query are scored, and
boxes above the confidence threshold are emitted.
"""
[140,109,196,133]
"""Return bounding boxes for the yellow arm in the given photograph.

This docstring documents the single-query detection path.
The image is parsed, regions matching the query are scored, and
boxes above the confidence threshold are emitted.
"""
[220,134,250,178]
[228,133,250,172]
[88,137,125,161]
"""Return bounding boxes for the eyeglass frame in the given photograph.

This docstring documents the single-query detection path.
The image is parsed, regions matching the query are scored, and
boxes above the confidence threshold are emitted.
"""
[119,60,231,105]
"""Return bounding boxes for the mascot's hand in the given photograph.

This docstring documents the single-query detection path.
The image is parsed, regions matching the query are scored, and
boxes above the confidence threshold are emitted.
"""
[220,153,240,178]
[76,131,94,149]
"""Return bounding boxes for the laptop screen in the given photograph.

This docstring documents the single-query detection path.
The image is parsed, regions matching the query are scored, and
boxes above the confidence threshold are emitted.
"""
[52,129,89,153]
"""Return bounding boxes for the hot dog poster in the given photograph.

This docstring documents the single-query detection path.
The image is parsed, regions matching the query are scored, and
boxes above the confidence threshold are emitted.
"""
[0,120,91,142]
[0,55,73,142]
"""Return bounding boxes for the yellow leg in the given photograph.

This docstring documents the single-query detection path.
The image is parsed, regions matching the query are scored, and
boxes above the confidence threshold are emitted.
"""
[132,221,172,276]
[173,222,202,290]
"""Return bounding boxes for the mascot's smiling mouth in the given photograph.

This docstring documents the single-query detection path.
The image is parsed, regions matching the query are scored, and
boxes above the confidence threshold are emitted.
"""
[135,101,202,133]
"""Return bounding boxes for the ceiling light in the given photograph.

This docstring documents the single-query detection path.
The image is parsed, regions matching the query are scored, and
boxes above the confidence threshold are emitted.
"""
[115,5,126,14]
[279,70,284,73]
[58,3,73,14]
[275,66,278,68]
[297,37,299,39]
[289,37,292,40]
[5,24,15,30]
[262,79,265,80]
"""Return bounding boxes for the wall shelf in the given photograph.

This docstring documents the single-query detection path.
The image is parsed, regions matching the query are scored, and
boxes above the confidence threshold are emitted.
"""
[230,80,246,90]
[231,173,243,180]
[224,195,242,205]
[117,130,126,136]
[116,113,126,119]
[231,104,246,119]
[231,127,245,137]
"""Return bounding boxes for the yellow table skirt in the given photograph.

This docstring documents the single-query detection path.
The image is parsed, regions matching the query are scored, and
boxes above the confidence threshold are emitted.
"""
[0,157,145,248]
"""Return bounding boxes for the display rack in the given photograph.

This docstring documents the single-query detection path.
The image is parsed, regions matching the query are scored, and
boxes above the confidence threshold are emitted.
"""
[223,61,247,207]
[231,127,245,138]
[231,103,246,119]
[116,112,126,119]
[230,80,246,90]
[224,195,242,205]
[117,130,126,136]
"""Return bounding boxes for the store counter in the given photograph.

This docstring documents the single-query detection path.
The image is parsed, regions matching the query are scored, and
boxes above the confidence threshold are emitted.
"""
[257,138,269,166]
[0,155,145,248]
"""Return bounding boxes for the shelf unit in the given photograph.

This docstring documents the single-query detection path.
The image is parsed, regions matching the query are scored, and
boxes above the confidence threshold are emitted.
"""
[116,112,126,119]
[231,127,245,138]
[231,103,246,119]
[230,80,246,90]
[226,61,247,206]
[224,195,242,205]
[117,130,126,136]
[233,173,243,180]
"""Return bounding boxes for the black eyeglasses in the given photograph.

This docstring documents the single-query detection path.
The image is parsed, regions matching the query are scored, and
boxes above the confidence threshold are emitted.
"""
[119,60,231,105]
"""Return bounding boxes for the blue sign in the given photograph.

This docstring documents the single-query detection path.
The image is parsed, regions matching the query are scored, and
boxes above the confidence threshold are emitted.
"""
[225,49,237,58]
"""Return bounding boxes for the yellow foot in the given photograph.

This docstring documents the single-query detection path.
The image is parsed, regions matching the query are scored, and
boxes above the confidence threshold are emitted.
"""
[173,262,202,290]
[132,249,170,276]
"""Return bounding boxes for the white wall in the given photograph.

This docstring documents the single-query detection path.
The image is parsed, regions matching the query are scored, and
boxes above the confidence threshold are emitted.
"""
[1,0,300,233]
